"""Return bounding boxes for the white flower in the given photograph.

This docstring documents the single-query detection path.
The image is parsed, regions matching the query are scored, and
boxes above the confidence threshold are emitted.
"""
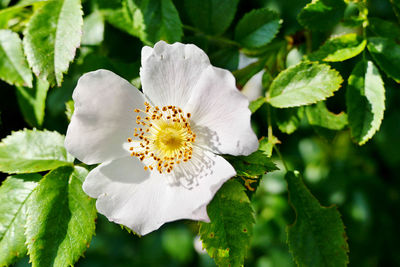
[65,41,258,235]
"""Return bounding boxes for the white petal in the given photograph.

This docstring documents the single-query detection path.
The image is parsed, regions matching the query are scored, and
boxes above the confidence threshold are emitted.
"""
[187,66,259,156]
[82,151,235,235]
[65,70,145,164]
[140,41,210,107]
[241,70,264,101]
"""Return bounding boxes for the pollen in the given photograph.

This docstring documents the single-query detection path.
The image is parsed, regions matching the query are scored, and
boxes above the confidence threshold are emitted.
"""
[127,102,196,174]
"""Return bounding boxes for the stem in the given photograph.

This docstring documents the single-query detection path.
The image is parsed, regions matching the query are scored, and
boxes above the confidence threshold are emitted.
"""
[266,101,273,140]
[182,25,241,47]
[266,101,289,172]
[274,145,289,172]
[304,31,312,54]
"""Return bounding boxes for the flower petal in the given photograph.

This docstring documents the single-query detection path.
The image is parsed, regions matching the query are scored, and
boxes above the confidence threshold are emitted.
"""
[82,151,235,235]
[65,70,145,164]
[140,41,210,107]
[187,66,259,156]
[141,41,258,156]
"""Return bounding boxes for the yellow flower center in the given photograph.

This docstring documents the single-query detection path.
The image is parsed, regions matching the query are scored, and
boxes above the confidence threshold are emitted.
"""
[127,102,196,174]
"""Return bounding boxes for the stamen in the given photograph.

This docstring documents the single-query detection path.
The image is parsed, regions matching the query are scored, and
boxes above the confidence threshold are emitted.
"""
[127,102,196,174]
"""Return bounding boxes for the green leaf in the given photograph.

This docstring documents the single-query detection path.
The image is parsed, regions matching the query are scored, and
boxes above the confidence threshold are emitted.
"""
[199,180,255,267]
[0,29,32,87]
[275,107,304,134]
[308,33,366,62]
[234,8,281,49]
[0,0,10,8]
[25,166,96,267]
[210,48,239,71]
[268,62,343,108]
[185,0,239,35]
[258,136,279,158]
[23,0,83,86]
[65,100,74,121]
[81,10,104,46]
[0,174,41,266]
[298,0,346,31]
[306,102,348,130]
[367,17,400,40]
[226,150,278,177]
[347,60,385,145]
[0,129,74,174]
[285,171,349,267]
[16,78,49,128]
[105,0,182,45]
[0,0,47,29]
[367,37,400,82]
[249,97,266,113]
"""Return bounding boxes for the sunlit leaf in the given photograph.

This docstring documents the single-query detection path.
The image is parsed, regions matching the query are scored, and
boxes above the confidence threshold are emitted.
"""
[347,60,385,145]
[0,129,74,174]
[268,62,343,108]
[286,171,349,267]
[26,166,96,267]
[199,180,255,267]
[23,0,83,86]
[0,174,41,266]
[308,33,366,62]
[0,29,32,87]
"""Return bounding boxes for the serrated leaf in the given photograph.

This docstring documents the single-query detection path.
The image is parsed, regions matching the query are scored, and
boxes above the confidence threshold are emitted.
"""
[199,180,255,267]
[308,33,366,62]
[0,174,41,266]
[65,100,74,121]
[16,78,49,128]
[234,8,281,49]
[0,129,74,174]
[226,150,278,177]
[25,166,96,267]
[249,97,266,113]
[105,0,182,45]
[298,0,346,31]
[306,101,348,130]
[367,37,400,82]
[23,0,83,86]
[0,29,32,87]
[268,62,343,108]
[347,60,385,145]
[275,107,304,134]
[286,171,349,267]
[258,136,279,158]
[185,0,239,36]
[81,10,104,46]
